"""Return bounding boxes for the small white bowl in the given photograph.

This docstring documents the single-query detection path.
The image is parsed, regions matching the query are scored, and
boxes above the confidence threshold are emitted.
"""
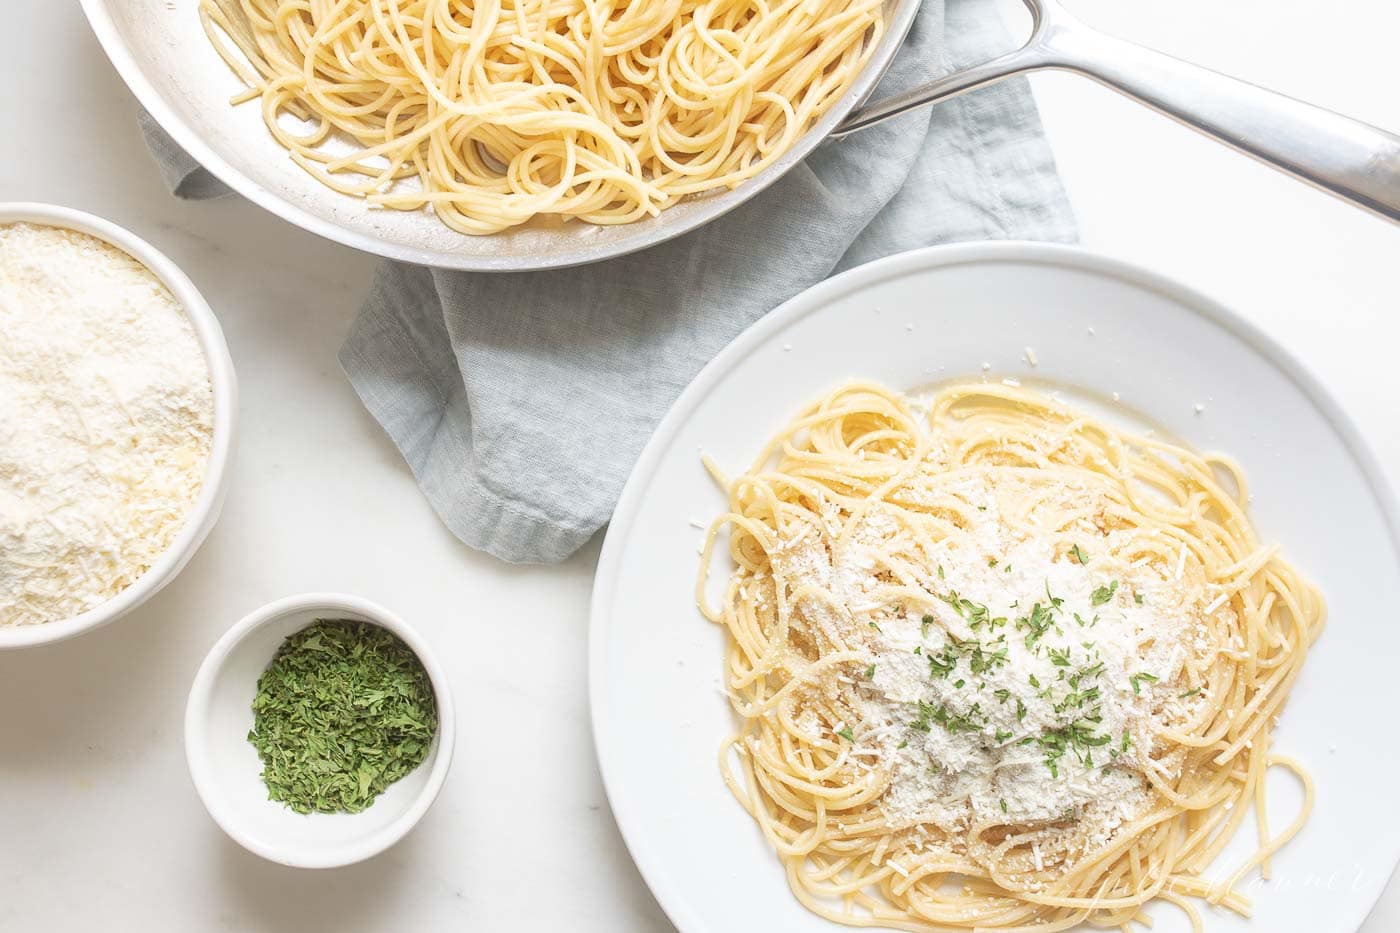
[0,202,238,649]
[185,593,456,868]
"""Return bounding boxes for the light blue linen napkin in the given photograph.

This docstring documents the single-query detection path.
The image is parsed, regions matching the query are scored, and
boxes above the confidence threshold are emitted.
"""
[141,0,1077,563]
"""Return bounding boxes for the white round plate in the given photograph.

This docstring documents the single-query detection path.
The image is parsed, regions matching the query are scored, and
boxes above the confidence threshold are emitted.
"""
[590,242,1400,933]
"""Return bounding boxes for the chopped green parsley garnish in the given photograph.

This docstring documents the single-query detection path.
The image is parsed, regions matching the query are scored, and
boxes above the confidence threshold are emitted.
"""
[911,700,984,736]
[247,619,437,815]
[837,726,855,741]
[1091,580,1119,606]
[928,648,957,678]
[941,590,990,629]
[1071,543,1089,565]
[1016,602,1055,648]
[1130,671,1159,695]
[1034,716,1113,776]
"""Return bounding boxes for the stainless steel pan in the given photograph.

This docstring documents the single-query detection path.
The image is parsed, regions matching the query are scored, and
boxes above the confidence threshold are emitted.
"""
[81,0,1400,272]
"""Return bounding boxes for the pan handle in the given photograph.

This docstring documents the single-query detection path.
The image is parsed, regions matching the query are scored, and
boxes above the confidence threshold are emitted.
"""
[830,42,1050,138]
[834,0,1400,224]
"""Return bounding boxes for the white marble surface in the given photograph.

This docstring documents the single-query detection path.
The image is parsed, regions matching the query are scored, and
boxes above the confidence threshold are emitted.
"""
[1,0,1397,929]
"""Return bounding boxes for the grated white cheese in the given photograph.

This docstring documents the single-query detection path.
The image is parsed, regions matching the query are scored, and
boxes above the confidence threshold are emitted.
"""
[774,473,1219,857]
[0,223,214,626]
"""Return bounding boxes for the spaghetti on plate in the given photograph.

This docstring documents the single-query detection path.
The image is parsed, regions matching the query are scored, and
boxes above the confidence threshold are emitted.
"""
[698,381,1323,931]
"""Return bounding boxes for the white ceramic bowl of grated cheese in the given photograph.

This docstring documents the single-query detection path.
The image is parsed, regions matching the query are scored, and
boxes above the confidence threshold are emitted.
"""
[0,202,237,649]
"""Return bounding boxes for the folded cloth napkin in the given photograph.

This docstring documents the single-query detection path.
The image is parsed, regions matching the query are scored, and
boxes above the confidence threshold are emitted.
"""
[141,0,1076,563]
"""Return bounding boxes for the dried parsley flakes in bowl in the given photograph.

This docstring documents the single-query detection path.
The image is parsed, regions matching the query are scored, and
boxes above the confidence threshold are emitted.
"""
[248,619,439,814]
[187,593,455,867]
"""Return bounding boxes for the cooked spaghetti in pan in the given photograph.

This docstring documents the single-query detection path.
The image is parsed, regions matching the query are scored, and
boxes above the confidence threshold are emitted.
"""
[698,381,1323,931]
[200,0,884,234]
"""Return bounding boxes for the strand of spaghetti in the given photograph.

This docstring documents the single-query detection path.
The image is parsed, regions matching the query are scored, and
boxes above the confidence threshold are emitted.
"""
[1210,756,1315,902]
